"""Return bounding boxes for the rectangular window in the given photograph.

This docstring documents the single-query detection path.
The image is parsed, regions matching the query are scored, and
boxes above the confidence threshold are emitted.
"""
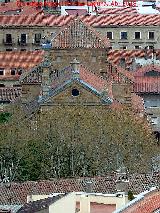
[21,34,27,44]
[120,46,127,49]
[135,32,141,39]
[11,68,16,75]
[120,32,127,40]
[6,34,12,43]
[35,33,41,43]
[6,49,12,51]
[148,32,154,39]
[0,69,4,75]
[107,32,113,40]
[134,46,141,49]
[148,46,154,49]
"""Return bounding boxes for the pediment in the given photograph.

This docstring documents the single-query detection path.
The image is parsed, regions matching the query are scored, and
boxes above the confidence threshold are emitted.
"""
[52,18,110,49]
[41,80,112,105]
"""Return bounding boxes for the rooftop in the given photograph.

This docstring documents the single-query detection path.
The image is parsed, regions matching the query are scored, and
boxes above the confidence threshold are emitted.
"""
[0,173,159,205]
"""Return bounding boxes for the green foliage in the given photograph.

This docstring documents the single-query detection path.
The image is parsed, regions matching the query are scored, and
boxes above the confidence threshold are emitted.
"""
[0,105,158,181]
[128,190,135,201]
[0,112,11,123]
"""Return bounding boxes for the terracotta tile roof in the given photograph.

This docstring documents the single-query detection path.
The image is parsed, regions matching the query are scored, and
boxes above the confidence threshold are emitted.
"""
[65,9,88,15]
[98,7,138,15]
[0,87,21,102]
[107,50,160,69]
[134,76,160,93]
[52,17,110,48]
[0,2,43,15]
[119,189,160,213]
[0,51,43,70]
[0,51,43,81]
[0,14,160,27]
[50,62,111,97]
[133,65,160,93]
[79,64,109,92]
[0,173,159,205]
[131,93,145,114]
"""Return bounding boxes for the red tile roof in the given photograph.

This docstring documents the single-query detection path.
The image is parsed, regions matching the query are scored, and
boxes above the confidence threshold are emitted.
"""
[98,7,138,14]
[52,17,110,48]
[0,173,159,205]
[0,2,43,15]
[65,9,88,15]
[0,14,160,27]
[0,51,43,81]
[133,65,160,93]
[120,189,160,213]
[79,64,109,92]
[134,76,160,93]
[0,51,43,70]
[50,63,111,94]
[107,50,160,69]
[131,93,145,114]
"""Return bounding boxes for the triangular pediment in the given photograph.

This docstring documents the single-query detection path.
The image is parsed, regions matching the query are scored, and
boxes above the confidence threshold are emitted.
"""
[41,80,112,105]
[52,18,110,49]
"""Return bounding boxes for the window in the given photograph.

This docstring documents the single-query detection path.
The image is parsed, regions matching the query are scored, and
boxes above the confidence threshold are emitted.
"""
[120,46,127,50]
[20,34,27,44]
[5,34,12,43]
[34,33,41,43]
[135,32,141,39]
[11,68,16,75]
[135,45,141,49]
[21,49,26,51]
[72,88,79,96]
[17,69,23,75]
[148,46,154,49]
[107,32,113,40]
[120,32,127,39]
[148,32,154,40]
[6,49,12,51]
[0,84,5,87]
[0,69,4,75]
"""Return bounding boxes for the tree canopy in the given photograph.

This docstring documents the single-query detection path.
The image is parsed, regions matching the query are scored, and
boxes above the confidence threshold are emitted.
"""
[0,104,158,181]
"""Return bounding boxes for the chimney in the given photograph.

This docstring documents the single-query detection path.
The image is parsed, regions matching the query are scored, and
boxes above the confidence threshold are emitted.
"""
[115,166,129,195]
[85,180,93,193]
[70,58,80,79]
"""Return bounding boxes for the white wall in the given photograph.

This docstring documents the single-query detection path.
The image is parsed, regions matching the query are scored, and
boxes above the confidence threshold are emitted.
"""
[49,193,76,213]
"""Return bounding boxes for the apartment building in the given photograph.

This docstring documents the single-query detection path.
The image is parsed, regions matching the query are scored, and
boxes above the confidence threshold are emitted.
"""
[0,13,160,51]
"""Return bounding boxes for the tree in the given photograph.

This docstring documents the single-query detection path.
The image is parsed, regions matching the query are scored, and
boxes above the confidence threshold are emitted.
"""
[0,104,158,181]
